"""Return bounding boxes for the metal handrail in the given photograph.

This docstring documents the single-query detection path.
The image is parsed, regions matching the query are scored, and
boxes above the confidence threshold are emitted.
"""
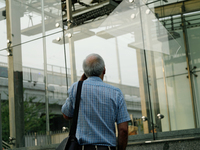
[2,140,11,149]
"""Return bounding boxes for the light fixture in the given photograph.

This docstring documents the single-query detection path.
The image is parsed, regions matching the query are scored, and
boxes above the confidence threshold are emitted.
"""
[146,9,151,15]
[62,126,69,132]
[141,116,148,122]
[55,23,60,28]
[157,114,164,119]
[131,14,136,19]
[56,37,61,41]
[68,33,72,38]
[7,40,11,44]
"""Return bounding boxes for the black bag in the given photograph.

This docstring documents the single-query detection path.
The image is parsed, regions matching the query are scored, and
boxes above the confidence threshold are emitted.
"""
[55,136,79,150]
[56,81,84,150]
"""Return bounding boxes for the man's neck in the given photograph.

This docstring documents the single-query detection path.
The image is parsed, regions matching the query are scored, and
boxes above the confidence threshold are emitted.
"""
[99,74,104,81]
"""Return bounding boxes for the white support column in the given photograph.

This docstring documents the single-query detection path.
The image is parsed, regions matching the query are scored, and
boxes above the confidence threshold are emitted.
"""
[66,0,77,83]
[41,0,50,144]
[6,0,24,148]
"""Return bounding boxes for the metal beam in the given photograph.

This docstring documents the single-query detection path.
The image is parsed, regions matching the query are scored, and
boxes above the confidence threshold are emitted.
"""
[21,0,113,36]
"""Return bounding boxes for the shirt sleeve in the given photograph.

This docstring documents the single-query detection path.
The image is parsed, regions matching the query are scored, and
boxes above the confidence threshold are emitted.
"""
[116,91,131,124]
[61,83,77,117]
[61,96,74,118]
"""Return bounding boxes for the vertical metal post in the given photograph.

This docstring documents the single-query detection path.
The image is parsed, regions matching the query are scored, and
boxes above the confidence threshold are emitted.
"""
[162,58,171,131]
[6,0,25,148]
[0,94,2,150]
[115,38,122,84]
[136,49,151,134]
[181,3,197,128]
[61,8,69,90]
[144,8,162,133]
[137,1,155,140]
[66,0,77,83]
[41,0,50,143]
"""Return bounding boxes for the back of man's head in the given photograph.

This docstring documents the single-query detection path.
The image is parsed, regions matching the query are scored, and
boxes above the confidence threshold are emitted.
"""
[83,53,105,77]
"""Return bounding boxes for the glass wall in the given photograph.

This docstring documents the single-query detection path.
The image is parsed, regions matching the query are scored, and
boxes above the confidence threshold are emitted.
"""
[64,0,182,138]
[143,0,200,138]
[187,24,200,128]
[1,0,200,148]
[1,0,68,148]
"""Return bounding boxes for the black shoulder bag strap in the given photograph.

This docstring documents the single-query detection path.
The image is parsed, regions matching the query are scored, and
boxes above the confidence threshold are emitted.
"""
[69,81,84,137]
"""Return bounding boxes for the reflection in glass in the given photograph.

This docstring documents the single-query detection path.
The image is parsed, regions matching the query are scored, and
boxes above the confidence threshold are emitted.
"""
[10,32,68,146]
[0,0,6,51]
[98,0,180,55]
[20,32,68,104]
[8,0,63,47]
[0,50,9,144]
[147,27,196,133]
[61,0,174,137]
[187,26,200,128]
[0,50,8,99]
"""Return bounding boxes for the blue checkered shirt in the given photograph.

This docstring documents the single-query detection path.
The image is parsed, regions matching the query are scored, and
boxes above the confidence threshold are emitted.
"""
[61,76,130,146]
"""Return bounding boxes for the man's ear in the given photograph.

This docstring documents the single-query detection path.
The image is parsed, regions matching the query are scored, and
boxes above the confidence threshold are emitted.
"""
[103,67,106,74]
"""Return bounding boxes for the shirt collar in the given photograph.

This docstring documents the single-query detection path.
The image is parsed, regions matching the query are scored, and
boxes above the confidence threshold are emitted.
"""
[87,76,103,82]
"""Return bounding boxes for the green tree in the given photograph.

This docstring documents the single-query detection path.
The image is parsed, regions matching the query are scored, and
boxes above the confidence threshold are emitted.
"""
[1,95,54,143]
[1,100,10,143]
[23,96,46,133]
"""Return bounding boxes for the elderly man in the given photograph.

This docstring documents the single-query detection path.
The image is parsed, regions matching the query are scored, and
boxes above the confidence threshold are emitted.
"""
[62,53,130,150]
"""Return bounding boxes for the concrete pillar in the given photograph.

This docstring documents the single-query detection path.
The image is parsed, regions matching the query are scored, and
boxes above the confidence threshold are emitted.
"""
[6,0,24,148]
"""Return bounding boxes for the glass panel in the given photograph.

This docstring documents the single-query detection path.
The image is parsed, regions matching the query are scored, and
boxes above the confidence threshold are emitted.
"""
[187,26,200,127]
[8,0,63,48]
[139,2,180,55]
[147,29,195,135]
[22,32,67,115]
[62,0,159,139]
[157,73,195,131]
[156,30,188,79]
[11,31,67,146]
[192,72,200,128]
[65,26,149,136]
[0,0,7,51]
[187,27,200,71]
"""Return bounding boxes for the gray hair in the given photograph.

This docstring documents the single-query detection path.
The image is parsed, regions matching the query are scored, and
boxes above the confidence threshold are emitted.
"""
[83,53,105,77]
